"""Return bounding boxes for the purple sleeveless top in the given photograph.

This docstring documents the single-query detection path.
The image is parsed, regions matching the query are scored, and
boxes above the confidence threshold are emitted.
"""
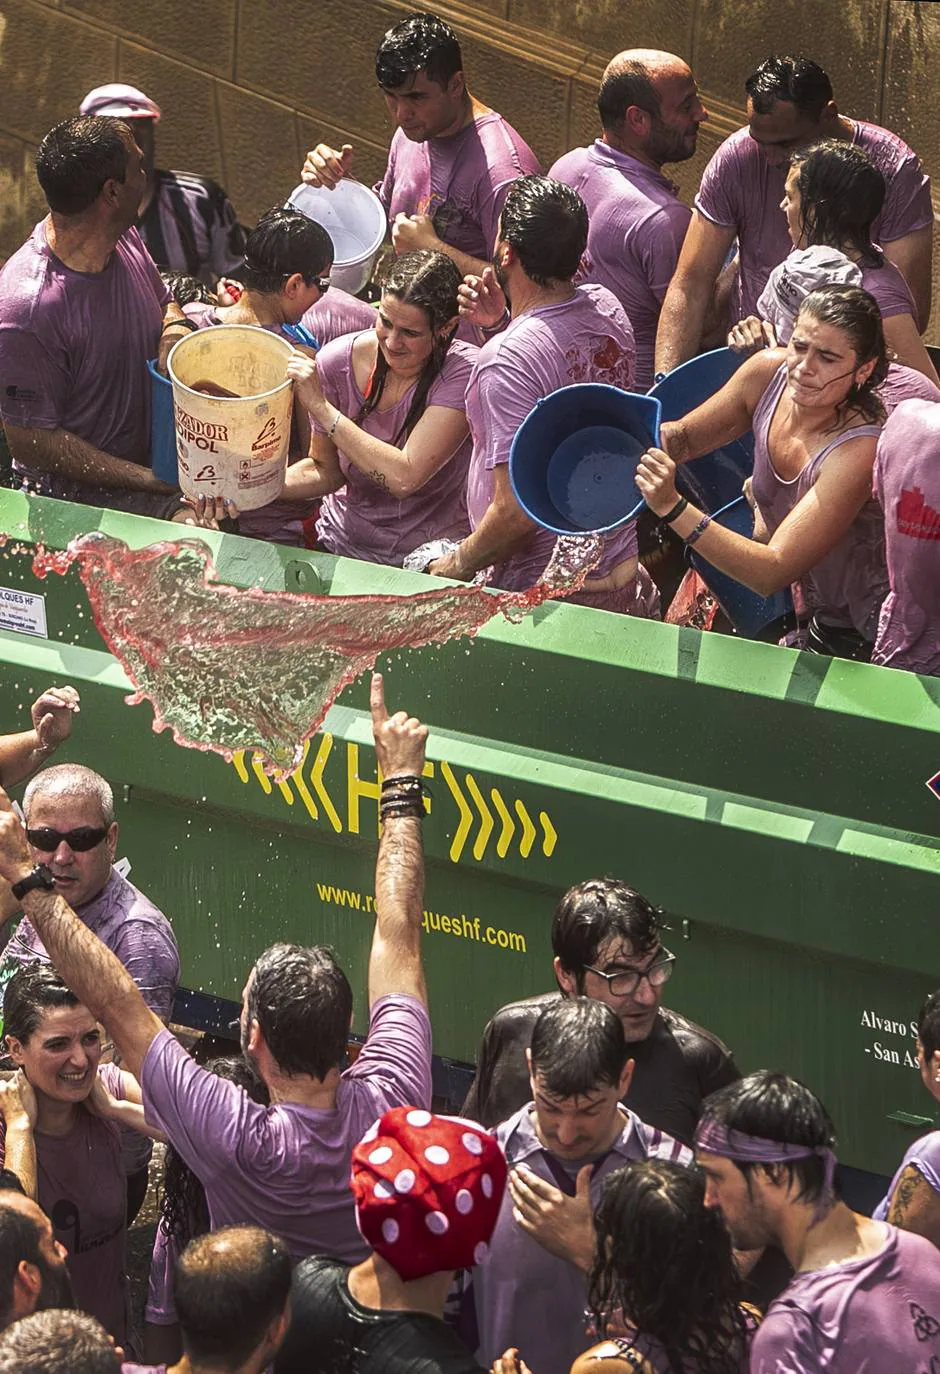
[751,366,887,637]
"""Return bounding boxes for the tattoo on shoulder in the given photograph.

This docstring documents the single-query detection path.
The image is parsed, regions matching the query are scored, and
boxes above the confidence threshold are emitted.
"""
[888,1163,926,1225]
[366,468,390,492]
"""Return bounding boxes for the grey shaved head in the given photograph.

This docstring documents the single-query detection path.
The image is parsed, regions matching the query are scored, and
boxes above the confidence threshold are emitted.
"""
[23,764,114,826]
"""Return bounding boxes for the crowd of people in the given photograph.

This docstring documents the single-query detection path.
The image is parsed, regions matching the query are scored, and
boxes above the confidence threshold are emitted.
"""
[0,14,936,669]
[0,9,938,1371]
[0,679,936,1373]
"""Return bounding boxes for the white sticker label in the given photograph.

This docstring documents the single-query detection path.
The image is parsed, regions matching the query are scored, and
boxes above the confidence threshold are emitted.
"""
[0,587,46,638]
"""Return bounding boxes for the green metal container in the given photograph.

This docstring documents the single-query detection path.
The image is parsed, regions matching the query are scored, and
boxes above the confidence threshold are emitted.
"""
[0,490,938,1179]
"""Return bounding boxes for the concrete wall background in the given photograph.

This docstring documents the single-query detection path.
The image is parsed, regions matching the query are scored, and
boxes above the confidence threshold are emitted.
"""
[2,0,938,334]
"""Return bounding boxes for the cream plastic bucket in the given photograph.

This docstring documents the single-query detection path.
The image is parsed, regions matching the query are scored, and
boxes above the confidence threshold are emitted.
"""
[168,325,294,511]
[287,180,387,295]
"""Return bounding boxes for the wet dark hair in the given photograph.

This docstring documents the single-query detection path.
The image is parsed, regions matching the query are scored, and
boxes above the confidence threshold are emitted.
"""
[375,11,462,90]
[247,942,352,1079]
[918,992,940,1061]
[174,1226,292,1370]
[4,966,80,1046]
[160,1056,268,1248]
[242,206,334,295]
[589,1161,748,1374]
[530,999,628,1099]
[795,283,888,425]
[0,1309,119,1374]
[161,270,216,307]
[499,175,588,287]
[699,1070,838,1205]
[790,140,885,265]
[597,61,661,135]
[552,878,661,985]
[745,55,833,121]
[36,115,131,215]
[357,249,460,444]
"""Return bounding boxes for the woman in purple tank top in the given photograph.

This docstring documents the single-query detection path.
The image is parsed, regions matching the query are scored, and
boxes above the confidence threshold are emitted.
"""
[639,285,889,659]
[281,249,475,567]
[571,1160,758,1374]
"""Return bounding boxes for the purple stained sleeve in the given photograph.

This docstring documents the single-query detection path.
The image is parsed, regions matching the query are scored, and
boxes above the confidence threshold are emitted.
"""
[474,354,545,472]
[140,1029,253,1181]
[347,995,433,1111]
[641,201,694,303]
[0,327,71,429]
[693,138,742,231]
[750,1305,819,1372]
[145,1222,179,1325]
[111,922,180,1023]
[878,153,933,242]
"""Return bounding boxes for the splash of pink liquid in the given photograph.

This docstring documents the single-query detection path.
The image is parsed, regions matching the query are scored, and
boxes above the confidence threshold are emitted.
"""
[32,533,602,778]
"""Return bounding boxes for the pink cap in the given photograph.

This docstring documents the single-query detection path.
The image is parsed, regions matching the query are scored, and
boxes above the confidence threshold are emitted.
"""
[79,84,161,121]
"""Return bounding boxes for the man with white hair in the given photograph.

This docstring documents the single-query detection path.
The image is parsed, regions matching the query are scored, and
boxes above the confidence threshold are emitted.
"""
[80,83,245,285]
[0,763,178,1221]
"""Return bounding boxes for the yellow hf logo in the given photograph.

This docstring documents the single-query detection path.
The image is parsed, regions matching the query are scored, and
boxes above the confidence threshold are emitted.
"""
[229,735,558,865]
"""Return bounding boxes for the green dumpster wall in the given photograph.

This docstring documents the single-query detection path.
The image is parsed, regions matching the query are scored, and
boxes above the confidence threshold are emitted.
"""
[0,490,938,1177]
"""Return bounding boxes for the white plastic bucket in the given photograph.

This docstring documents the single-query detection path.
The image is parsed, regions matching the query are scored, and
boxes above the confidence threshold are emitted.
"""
[287,180,387,295]
[168,326,294,511]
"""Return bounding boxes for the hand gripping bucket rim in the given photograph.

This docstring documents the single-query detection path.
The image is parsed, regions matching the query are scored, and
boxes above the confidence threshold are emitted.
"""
[509,383,661,537]
[167,324,296,512]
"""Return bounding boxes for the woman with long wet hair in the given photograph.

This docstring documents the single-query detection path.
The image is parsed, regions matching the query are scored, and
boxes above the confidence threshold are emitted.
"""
[573,1159,757,1374]
[283,249,475,566]
[640,284,889,660]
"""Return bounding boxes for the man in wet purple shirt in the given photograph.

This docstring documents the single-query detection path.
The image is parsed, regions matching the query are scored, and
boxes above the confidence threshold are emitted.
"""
[696,1069,940,1372]
[656,54,932,373]
[550,50,707,390]
[0,116,191,519]
[471,1000,691,1374]
[429,176,655,617]
[0,675,432,1267]
[0,763,179,1222]
[301,12,540,280]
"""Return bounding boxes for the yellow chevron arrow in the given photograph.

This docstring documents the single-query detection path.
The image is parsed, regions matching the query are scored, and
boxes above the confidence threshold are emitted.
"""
[515,799,537,857]
[491,788,515,857]
[464,773,494,861]
[441,761,473,862]
[540,811,558,856]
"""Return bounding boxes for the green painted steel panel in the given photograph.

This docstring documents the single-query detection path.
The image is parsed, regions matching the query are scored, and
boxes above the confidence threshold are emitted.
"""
[0,490,938,1177]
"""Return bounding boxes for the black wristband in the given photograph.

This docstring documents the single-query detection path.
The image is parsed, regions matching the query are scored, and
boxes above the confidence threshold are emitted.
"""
[162,317,198,334]
[660,496,689,526]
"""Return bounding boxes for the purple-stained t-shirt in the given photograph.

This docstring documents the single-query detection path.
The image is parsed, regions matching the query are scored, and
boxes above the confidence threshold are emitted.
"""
[472,1103,692,1374]
[302,286,376,342]
[695,122,932,317]
[871,400,940,676]
[875,1128,940,1220]
[465,283,638,593]
[0,1062,129,1340]
[140,994,432,1263]
[123,1366,165,1373]
[858,255,917,320]
[5,867,179,1022]
[751,364,886,636]
[549,140,691,390]
[750,1225,940,1372]
[0,221,169,474]
[2,867,179,1177]
[375,113,541,260]
[314,333,475,565]
[878,361,940,415]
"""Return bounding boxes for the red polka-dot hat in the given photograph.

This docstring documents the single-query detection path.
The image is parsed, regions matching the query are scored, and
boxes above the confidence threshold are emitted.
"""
[351,1107,508,1280]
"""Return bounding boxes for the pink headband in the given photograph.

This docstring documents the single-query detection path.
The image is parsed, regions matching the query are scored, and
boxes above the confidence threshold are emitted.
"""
[695,1119,837,1221]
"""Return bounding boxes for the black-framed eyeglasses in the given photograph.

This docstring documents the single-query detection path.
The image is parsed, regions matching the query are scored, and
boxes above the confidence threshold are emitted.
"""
[584,949,676,997]
[306,275,331,294]
[26,826,109,853]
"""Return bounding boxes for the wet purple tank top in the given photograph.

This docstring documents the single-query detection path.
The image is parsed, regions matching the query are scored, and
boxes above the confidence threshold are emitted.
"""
[750,366,887,637]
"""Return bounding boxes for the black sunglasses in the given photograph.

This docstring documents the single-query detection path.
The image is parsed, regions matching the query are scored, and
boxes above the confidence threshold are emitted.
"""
[310,275,331,293]
[26,826,110,853]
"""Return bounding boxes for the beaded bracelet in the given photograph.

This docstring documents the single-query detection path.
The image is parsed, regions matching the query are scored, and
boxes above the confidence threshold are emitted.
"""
[380,801,426,822]
[684,514,713,547]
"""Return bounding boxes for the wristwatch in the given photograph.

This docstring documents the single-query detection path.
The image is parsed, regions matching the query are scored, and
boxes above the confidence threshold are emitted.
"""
[11,864,56,901]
